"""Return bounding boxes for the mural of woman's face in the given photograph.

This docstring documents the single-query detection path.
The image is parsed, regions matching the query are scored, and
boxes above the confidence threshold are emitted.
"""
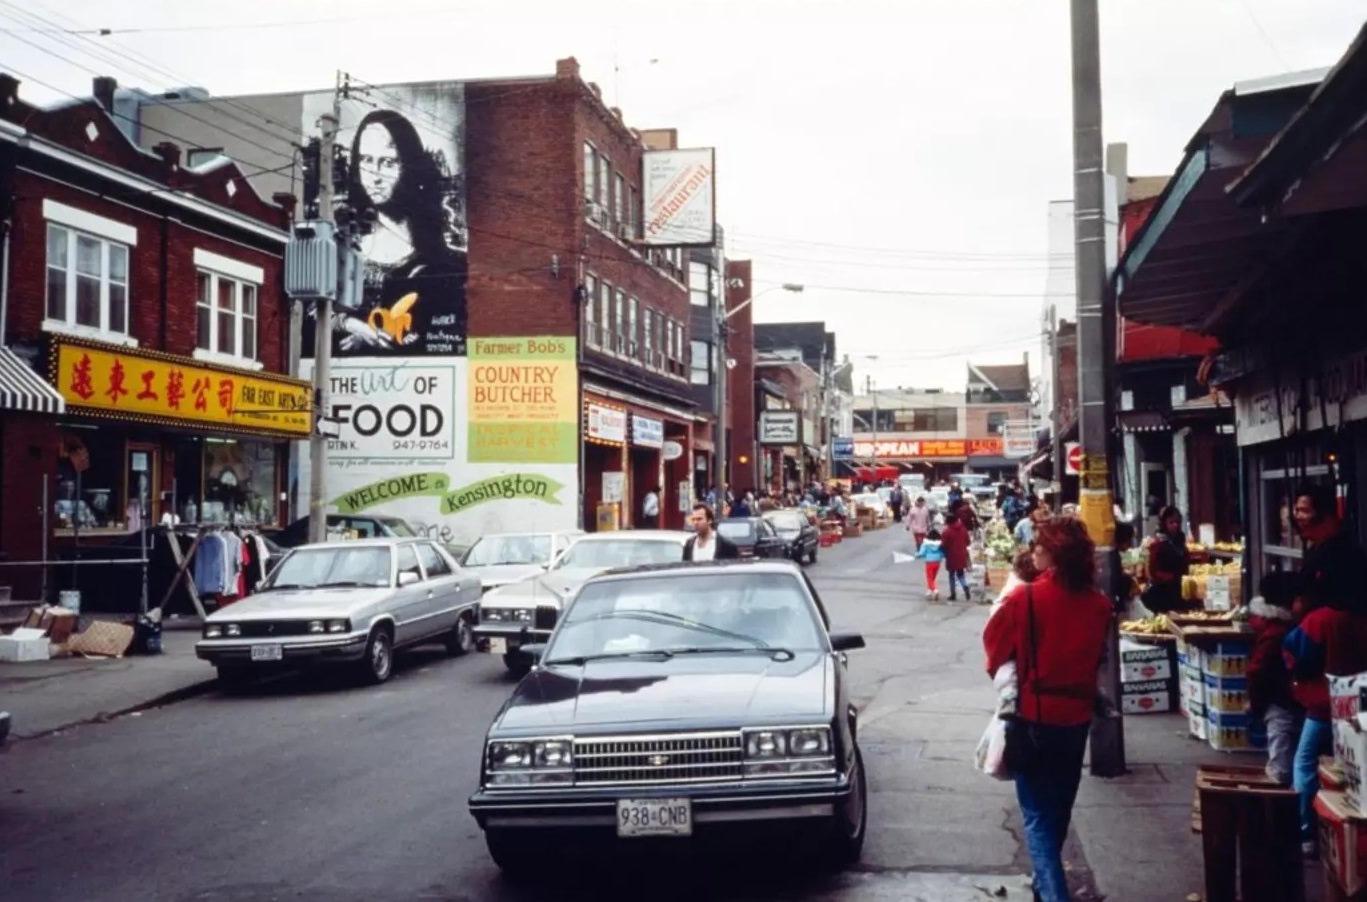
[358,125,401,205]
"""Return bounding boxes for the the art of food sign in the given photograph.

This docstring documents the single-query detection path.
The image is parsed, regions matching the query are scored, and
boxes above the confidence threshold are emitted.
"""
[467,337,578,464]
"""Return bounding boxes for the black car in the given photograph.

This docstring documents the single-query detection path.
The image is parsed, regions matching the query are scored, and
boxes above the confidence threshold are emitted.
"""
[762,509,820,564]
[715,517,788,559]
[468,560,868,877]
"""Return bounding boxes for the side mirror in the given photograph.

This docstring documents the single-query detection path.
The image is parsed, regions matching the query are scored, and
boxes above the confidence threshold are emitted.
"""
[830,632,866,652]
[398,570,421,587]
[522,643,547,664]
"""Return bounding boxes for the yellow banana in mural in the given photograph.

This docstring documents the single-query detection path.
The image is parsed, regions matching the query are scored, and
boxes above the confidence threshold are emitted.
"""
[368,292,419,344]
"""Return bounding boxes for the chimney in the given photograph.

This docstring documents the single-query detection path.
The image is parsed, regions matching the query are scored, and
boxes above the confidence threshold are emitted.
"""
[0,74,19,112]
[555,57,580,81]
[152,142,181,169]
[92,76,117,111]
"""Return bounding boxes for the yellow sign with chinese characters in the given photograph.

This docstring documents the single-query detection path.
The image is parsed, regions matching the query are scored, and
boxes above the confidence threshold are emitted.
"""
[50,339,312,438]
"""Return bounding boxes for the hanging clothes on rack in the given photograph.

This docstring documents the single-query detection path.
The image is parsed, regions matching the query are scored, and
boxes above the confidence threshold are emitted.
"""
[193,530,228,596]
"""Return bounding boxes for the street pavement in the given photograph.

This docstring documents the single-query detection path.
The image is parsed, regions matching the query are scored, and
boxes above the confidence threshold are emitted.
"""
[0,522,1253,901]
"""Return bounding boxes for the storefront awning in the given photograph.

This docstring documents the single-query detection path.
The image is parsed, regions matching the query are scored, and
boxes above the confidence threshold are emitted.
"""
[0,346,64,414]
[1117,410,1171,433]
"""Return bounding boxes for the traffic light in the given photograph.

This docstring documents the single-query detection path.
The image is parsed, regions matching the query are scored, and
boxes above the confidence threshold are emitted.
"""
[332,144,350,195]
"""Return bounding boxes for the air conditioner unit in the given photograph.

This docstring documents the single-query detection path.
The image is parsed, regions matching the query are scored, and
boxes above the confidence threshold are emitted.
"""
[617,222,633,241]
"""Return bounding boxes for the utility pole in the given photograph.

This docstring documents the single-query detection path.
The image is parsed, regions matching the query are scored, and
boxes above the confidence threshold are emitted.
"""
[1071,0,1125,777]
[306,86,341,544]
[712,243,728,499]
[1050,303,1064,512]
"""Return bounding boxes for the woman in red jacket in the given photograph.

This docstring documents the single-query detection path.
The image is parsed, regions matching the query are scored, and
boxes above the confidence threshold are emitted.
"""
[940,512,973,601]
[984,517,1112,902]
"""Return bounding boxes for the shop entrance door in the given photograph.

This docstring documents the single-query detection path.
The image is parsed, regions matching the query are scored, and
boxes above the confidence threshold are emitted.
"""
[126,442,161,529]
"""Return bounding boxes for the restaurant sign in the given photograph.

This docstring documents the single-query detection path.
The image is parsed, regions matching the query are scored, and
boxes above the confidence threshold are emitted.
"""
[51,338,311,437]
[852,438,1003,459]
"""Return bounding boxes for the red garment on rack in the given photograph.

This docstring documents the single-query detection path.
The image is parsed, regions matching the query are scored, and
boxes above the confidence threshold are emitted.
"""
[238,539,248,597]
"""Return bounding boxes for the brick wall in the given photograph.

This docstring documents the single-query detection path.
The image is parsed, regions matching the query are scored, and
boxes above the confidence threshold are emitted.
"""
[726,260,754,487]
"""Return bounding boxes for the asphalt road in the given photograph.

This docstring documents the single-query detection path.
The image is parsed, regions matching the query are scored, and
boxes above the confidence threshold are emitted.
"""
[0,522,1047,902]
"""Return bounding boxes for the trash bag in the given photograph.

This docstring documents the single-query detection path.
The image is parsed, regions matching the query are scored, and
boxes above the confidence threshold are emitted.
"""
[974,715,1012,781]
[131,610,163,655]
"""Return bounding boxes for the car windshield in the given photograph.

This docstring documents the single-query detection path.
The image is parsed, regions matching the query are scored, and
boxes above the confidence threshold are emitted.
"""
[265,546,392,589]
[377,517,419,537]
[545,571,825,662]
[766,511,805,531]
[464,535,552,566]
[552,538,682,570]
[716,521,755,540]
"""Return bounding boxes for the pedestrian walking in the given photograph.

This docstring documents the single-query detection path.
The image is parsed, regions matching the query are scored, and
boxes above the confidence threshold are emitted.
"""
[940,513,972,602]
[906,496,930,550]
[916,527,945,601]
[983,516,1112,902]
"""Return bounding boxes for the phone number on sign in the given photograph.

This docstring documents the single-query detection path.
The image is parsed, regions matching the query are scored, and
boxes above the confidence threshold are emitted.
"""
[391,439,452,451]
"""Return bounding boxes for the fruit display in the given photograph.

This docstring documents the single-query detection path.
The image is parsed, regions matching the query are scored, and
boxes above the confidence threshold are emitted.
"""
[1168,610,1235,623]
[1121,615,1171,635]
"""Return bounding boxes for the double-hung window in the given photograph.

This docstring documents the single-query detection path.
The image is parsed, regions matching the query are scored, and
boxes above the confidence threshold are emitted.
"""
[193,249,263,366]
[44,201,135,342]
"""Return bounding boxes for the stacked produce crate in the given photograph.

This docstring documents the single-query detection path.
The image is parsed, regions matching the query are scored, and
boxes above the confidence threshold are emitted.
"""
[1120,636,1179,714]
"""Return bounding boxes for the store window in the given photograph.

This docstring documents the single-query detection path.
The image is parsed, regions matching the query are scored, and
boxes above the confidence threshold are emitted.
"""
[201,439,280,526]
[1256,441,1331,568]
[54,429,127,532]
[194,250,263,365]
[45,223,131,339]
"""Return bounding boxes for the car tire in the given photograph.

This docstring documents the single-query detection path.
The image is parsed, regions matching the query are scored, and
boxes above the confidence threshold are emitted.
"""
[215,666,253,692]
[359,625,395,685]
[485,828,541,881]
[824,745,867,870]
[445,612,475,656]
[504,652,532,678]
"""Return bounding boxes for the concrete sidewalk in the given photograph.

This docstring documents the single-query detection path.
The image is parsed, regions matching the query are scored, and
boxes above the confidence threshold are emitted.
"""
[0,624,215,740]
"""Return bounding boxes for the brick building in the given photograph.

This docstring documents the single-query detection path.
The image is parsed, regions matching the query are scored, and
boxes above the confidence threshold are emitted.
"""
[0,75,306,607]
[131,58,703,536]
[964,358,1031,479]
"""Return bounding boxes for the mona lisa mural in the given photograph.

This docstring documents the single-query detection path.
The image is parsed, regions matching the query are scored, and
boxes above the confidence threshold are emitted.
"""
[300,83,468,358]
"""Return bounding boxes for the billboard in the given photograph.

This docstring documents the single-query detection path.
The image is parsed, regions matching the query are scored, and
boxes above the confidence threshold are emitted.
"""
[642,148,716,247]
[301,82,469,357]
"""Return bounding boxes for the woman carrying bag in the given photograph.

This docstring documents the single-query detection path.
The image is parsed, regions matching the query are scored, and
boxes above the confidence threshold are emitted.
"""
[983,517,1112,902]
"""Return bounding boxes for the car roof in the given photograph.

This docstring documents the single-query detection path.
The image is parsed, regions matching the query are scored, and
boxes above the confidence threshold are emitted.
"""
[573,529,692,542]
[588,559,805,580]
[473,530,583,539]
[294,537,427,550]
[720,516,763,523]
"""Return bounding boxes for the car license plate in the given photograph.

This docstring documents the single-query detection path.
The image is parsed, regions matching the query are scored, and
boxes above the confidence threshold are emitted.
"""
[616,798,692,838]
[486,637,507,655]
[250,644,283,662]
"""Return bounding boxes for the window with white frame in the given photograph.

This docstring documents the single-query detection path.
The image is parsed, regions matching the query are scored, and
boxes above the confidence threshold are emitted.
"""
[614,288,626,351]
[614,172,626,231]
[597,154,611,209]
[689,261,710,307]
[584,274,600,345]
[193,249,263,363]
[627,297,638,358]
[45,221,131,337]
[643,308,654,366]
[583,143,597,204]
[599,280,613,338]
[690,339,711,385]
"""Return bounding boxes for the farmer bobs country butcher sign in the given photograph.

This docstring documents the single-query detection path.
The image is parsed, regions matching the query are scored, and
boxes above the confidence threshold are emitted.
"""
[332,472,565,515]
[468,337,577,464]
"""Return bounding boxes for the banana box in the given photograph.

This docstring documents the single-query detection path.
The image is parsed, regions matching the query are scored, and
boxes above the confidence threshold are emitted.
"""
[1205,710,1268,751]
[1202,675,1249,714]
[1120,639,1175,683]
[1200,643,1251,678]
[1122,678,1176,714]
[1189,709,1209,740]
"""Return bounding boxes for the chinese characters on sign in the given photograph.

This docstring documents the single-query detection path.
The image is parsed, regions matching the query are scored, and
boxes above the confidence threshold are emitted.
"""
[52,340,312,437]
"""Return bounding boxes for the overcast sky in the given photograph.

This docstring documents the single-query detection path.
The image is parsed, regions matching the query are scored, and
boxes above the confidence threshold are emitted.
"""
[2,0,1362,393]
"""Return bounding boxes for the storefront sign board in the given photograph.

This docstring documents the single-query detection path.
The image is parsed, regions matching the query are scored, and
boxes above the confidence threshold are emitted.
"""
[631,414,665,449]
[850,438,1003,459]
[1234,348,1367,446]
[50,339,311,437]
[586,403,628,443]
[759,411,801,444]
[467,337,577,463]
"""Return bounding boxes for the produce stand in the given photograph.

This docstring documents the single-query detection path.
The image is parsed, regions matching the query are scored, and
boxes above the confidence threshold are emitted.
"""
[1168,616,1261,751]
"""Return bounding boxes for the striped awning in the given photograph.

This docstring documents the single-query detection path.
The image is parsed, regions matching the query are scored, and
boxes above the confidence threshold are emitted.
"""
[0,346,65,414]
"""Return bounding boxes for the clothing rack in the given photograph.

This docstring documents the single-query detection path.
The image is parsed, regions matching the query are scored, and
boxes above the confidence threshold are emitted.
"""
[153,523,267,618]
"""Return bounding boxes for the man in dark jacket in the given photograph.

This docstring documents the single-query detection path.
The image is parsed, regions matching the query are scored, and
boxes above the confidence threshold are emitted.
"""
[939,513,972,601]
[684,503,739,561]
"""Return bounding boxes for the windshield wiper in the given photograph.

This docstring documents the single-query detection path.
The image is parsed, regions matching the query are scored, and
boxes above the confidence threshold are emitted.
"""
[315,580,374,588]
[666,646,796,661]
[543,650,675,666]
[262,582,311,591]
[572,610,771,648]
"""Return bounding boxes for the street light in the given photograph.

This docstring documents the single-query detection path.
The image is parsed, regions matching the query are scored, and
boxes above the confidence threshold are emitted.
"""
[716,282,804,495]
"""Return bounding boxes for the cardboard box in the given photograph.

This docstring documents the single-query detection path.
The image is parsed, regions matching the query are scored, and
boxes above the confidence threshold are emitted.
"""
[1205,575,1232,611]
[1120,639,1175,683]
[1121,678,1176,714]
[1315,790,1367,896]
[1206,709,1268,751]
[1335,718,1367,810]
[1203,674,1249,714]
[1331,672,1367,723]
[1189,709,1209,740]
[1202,649,1251,678]
[0,629,50,662]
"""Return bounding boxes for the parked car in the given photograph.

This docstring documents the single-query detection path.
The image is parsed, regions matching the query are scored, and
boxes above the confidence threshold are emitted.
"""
[763,509,820,563]
[468,560,868,877]
[473,530,692,676]
[195,537,481,687]
[716,517,788,559]
[461,531,584,594]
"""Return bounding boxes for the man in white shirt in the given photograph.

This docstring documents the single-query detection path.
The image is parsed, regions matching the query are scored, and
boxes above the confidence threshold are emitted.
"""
[683,503,738,561]
[642,486,661,529]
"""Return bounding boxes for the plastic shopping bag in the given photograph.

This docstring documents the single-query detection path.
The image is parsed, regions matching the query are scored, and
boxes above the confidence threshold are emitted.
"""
[974,715,1012,781]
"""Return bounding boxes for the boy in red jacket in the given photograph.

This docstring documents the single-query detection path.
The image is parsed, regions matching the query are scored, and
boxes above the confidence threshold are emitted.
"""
[1247,572,1300,785]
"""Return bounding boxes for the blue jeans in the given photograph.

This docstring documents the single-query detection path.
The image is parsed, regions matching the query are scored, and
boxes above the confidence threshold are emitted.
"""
[1294,717,1333,841]
[947,569,971,599]
[1014,721,1091,902]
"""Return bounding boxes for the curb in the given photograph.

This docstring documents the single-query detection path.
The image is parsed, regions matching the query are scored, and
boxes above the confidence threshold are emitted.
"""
[8,677,219,743]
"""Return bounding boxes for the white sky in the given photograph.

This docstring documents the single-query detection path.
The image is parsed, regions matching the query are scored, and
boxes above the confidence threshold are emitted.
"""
[2,0,1362,391]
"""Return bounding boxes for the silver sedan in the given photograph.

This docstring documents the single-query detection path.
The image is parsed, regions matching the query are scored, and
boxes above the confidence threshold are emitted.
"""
[195,537,481,687]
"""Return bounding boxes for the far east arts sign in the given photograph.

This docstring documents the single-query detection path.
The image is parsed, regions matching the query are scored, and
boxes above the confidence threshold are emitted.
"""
[852,438,1004,459]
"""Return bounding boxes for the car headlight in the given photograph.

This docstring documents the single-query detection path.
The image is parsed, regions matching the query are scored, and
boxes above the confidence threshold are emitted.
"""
[225,624,241,637]
[480,607,533,623]
[326,619,349,633]
[485,737,574,787]
[309,620,325,634]
[203,625,223,639]
[743,727,835,777]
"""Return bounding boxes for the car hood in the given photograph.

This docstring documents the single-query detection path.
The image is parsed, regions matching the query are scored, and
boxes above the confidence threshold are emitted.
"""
[467,563,545,588]
[493,651,833,734]
[204,587,391,621]
[481,567,604,607]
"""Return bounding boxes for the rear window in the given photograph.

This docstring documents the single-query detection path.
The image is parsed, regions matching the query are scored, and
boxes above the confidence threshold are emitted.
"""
[717,521,755,540]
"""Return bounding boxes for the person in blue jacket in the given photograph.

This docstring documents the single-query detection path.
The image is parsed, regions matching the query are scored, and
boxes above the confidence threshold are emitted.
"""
[917,527,946,601]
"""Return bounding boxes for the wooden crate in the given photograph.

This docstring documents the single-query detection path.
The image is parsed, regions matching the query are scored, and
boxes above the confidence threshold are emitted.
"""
[1196,764,1302,902]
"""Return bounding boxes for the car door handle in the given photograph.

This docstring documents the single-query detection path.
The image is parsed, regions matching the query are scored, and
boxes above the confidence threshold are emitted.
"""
[426,590,435,598]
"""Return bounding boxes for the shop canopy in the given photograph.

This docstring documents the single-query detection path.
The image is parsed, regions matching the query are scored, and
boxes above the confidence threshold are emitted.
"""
[1115,69,1327,333]
[0,346,64,414]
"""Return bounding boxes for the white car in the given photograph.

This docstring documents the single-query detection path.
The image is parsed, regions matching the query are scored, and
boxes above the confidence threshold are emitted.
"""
[460,530,584,594]
[472,530,692,676]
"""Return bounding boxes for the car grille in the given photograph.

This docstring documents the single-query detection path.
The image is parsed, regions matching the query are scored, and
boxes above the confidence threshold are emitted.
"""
[235,621,316,638]
[573,732,744,786]
[534,606,558,631]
